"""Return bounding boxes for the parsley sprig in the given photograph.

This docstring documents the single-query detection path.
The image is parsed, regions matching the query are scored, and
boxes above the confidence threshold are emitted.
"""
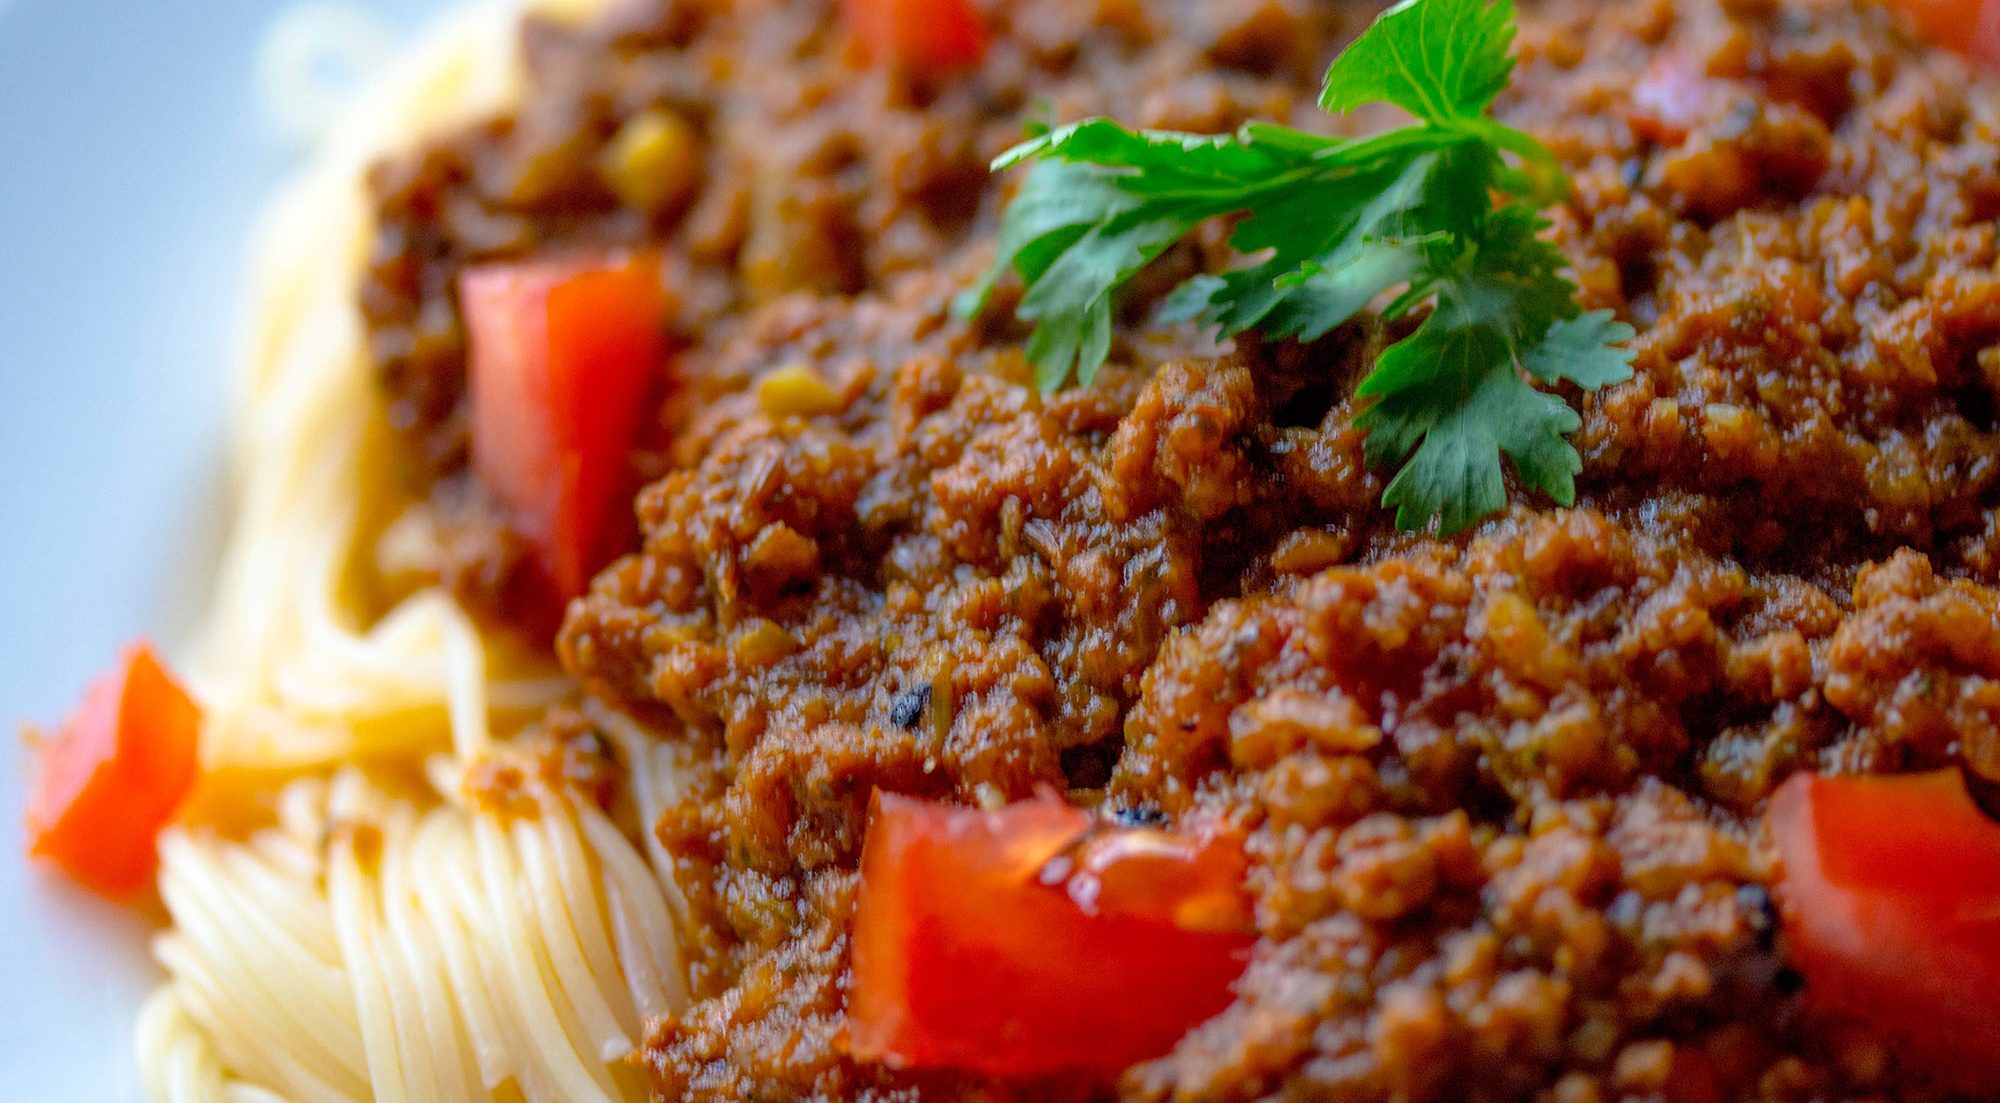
[959,0,1635,535]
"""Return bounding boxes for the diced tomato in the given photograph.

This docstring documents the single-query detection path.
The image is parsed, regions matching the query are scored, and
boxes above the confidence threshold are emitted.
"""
[847,793,1255,1077]
[1887,0,2000,67]
[842,0,988,73]
[461,255,669,601]
[1067,821,1256,932]
[24,643,202,896]
[1769,770,2000,1092]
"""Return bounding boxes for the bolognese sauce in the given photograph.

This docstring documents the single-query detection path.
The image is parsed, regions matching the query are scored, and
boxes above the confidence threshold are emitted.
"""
[358,0,2000,1100]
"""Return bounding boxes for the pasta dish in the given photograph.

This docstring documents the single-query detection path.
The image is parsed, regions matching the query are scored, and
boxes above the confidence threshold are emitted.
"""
[19,0,2000,1100]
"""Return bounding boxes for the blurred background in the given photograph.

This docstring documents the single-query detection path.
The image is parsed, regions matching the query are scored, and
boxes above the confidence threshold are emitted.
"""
[0,0,447,1093]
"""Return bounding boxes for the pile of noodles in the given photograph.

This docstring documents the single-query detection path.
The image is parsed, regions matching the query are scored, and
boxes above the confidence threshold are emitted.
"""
[134,3,695,1100]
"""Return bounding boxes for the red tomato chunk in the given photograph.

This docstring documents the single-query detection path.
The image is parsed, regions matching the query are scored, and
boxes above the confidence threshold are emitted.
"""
[24,643,202,896]
[1769,770,2000,1093]
[841,0,988,73]
[847,793,1255,1077]
[462,255,669,600]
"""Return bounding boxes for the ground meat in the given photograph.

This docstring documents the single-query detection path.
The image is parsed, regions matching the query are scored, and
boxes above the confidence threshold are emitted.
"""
[359,0,2000,1100]
[1515,0,2000,577]
[360,0,1363,614]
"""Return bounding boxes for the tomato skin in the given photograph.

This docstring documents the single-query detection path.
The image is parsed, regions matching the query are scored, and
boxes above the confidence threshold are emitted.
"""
[1769,771,2000,1092]
[1069,822,1256,932]
[24,643,202,896]
[848,793,1255,1077]
[841,0,988,73]
[462,256,668,600]
[1887,0,2000,67]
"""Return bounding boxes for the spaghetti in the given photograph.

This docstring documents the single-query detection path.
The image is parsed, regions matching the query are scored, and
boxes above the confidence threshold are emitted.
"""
[134,3,686,1100]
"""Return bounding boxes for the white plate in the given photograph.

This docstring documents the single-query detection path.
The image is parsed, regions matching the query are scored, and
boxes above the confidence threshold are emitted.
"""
[0,0,450,1093]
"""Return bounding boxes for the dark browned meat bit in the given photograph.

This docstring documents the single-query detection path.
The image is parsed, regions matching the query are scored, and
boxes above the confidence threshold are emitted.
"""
[889,683,933,730]
[359,0,2000,1100]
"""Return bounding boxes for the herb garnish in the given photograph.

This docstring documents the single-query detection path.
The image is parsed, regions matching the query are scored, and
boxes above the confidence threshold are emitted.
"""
[959,0,1635,534]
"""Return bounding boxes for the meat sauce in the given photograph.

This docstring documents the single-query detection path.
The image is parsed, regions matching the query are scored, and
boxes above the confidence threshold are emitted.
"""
[363,0,2000,1099]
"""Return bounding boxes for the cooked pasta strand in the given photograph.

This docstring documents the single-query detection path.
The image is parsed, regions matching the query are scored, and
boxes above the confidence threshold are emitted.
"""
[137,4,693,1101]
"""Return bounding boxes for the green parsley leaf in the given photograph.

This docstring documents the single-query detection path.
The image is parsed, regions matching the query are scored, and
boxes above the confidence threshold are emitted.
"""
[1367,364,1584,534]
[970,0,1634,534]
[954,160,1138,322]
[1018,208,1195,391]
[1526,310,1639,388]
[1319,0,1519,123]
[1162,153,1439,341]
